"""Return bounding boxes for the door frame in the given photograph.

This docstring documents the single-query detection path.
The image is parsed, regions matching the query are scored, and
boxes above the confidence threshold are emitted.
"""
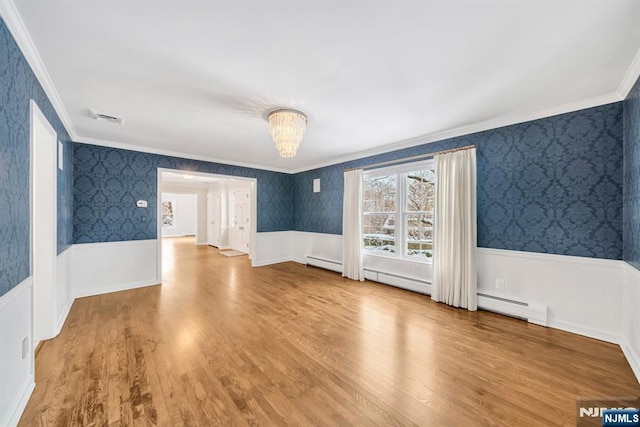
[157,168,257,281]
[29,100,58,346]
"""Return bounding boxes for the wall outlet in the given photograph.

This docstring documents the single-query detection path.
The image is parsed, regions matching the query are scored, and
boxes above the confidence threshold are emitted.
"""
[21,337,29,359]
[495,279,506,291]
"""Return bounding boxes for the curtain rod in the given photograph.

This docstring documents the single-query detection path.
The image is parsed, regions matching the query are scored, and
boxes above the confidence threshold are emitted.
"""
[344,144,476,172]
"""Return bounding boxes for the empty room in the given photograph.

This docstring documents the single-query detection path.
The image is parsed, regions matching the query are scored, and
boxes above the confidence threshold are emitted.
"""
[2,1,640,426]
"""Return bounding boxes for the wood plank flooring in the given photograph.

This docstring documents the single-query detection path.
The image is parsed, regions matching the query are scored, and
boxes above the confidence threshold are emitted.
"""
[19,237,640,426]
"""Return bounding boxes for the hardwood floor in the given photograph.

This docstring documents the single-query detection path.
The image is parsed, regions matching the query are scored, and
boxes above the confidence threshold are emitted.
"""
[20,237,640,426]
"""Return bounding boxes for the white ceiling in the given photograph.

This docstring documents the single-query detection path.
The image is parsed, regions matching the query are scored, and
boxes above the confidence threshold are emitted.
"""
[11,0,640,172]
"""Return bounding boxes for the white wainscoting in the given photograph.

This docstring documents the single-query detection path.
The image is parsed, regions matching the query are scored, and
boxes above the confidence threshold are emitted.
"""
[477,248,623,344]
[622,262,640,381]
[0,277,35,427]
[253,231,294,267]
[71,240,160,298]
[56,247,73,335]
[290,231,342,265]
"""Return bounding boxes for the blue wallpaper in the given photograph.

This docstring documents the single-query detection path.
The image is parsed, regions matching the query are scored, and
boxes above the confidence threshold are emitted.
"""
[0,18,74,297]
[624,76,640,269]
[293,103,624,260]
[73,144,292,242]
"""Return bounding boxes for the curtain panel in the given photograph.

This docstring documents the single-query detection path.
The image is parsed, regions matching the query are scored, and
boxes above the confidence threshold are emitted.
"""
[431,148,477,310]
[342,169,365,281]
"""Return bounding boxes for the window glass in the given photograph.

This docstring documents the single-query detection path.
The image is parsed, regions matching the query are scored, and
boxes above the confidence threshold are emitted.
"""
[362,162,434,261]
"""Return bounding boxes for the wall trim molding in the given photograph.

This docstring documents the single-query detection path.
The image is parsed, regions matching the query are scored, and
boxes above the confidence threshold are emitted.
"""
[0,276,32,311]
[74,279,160,300]
[621,341,640,383]
[252,257,293,267]
[73,239,158,248]
[55,293,73,335]
[547,319,620,345]
[477,247,623,268]
[5,380,34,427]
[0,0,76,140]
[617,45,640,99]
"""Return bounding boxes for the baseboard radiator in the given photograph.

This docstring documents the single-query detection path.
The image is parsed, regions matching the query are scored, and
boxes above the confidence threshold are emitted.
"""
[305,255,548,326]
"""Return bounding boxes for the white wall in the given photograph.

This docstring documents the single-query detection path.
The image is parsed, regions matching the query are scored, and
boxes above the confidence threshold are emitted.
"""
[71,240,159,298]
[56,247,73,334]
[0,278,35,427]
[161,184,208,245]
[622,263,640,380]
[161,193,197,238]
[476,248,623,343]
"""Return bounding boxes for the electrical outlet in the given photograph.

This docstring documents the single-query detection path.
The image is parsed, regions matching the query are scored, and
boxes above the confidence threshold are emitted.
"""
[495,279,505,291]
[21,337,29,359]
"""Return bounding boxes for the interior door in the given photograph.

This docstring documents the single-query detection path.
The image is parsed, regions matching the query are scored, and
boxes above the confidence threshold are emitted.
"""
[207,192,221,247]
[232,190,250,253]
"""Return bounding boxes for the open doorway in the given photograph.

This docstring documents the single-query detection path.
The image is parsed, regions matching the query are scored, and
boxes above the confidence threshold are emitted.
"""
[157,169,257,281]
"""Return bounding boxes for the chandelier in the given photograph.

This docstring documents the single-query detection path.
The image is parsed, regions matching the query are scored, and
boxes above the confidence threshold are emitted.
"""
[268,109,307,158]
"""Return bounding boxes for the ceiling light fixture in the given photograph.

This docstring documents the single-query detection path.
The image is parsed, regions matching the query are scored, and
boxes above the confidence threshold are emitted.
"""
[268,109,307,158]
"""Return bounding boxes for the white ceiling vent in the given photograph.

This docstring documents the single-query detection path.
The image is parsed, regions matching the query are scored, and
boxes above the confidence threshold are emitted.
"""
[88,109,124,125]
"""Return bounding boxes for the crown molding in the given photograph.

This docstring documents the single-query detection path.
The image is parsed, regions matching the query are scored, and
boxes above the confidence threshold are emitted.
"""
[289,92,622,174]
[0,0,78,141]
[617,45,640,99]
[73,136,291,174]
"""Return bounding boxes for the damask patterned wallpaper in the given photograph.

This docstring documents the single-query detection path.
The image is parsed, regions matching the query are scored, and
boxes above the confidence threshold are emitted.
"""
[0,18,74,297]
[624,76,640,270]
[73,144,292,243]
[293,103,624,260]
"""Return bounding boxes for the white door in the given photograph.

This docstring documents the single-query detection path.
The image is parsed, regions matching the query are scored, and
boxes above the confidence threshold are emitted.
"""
[31,101,57,342]
[232,190,250,253]
[207,192,221,247]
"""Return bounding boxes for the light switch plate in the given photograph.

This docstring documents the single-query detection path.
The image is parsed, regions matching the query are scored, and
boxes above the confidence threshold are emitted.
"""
[313,178,321,193]
[136,200,148,208]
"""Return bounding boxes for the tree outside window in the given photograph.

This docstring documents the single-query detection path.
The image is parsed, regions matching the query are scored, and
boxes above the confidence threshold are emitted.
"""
[162,200,175,228]
[362,161,434,260]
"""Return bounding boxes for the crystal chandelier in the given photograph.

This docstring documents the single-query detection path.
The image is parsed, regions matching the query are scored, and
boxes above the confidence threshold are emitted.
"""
[268,109,307,158]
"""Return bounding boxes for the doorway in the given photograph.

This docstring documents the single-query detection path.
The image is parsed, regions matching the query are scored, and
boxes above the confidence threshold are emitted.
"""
[156,168,257,281]
[30,100,57,343]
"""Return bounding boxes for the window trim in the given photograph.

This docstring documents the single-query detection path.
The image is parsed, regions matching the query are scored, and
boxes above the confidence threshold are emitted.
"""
[362,159,435,263]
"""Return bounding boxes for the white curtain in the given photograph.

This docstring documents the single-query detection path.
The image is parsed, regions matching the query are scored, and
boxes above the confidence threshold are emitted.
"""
[432,148,477,310]
[342,169,365,281]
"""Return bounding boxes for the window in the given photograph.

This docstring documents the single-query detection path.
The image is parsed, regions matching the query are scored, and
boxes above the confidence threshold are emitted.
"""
[363,160,435,261]
[161,200,175,228]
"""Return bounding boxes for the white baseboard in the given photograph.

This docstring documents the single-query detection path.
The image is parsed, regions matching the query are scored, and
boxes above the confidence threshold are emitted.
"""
[6,380,35,427]
[252,257,294,267]
[74,279,160,299]
[621,342,640,383]
[71,240,159,298]
[55,294,73,335]
[548,319,620,345]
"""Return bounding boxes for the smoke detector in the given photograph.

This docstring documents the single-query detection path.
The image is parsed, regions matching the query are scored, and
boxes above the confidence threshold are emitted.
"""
[88,109,124,125]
